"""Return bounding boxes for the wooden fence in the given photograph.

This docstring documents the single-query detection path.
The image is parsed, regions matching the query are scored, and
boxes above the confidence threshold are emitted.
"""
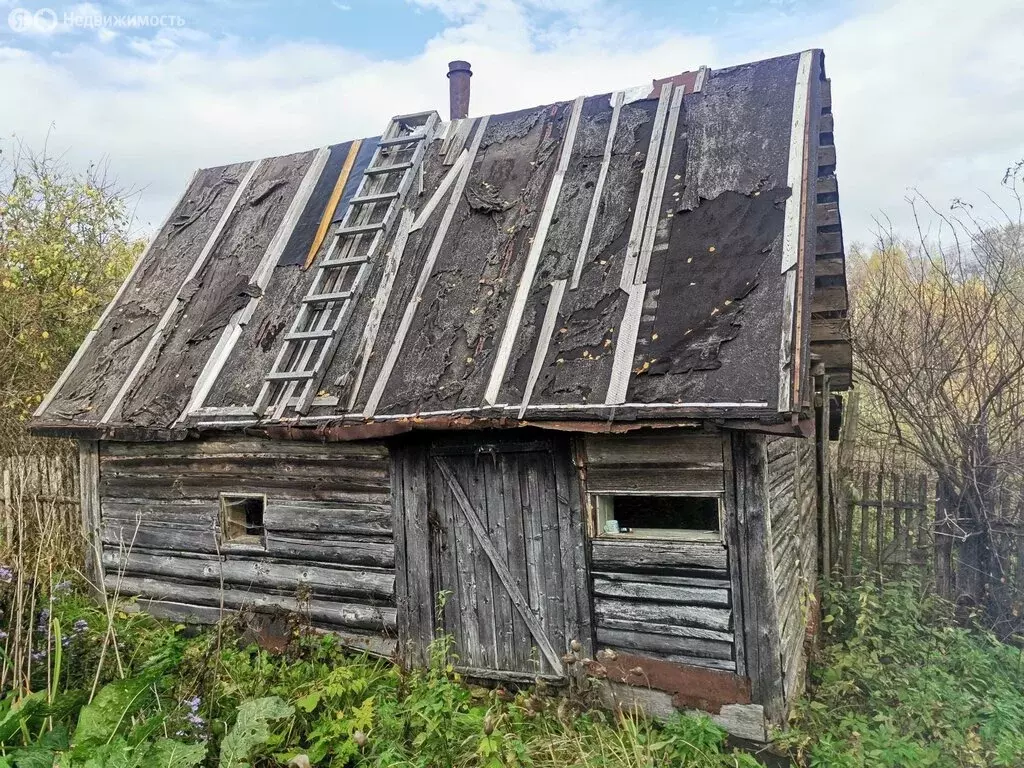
[835,466,934,578]
[0,451,80,560]
[833,463,1024,629]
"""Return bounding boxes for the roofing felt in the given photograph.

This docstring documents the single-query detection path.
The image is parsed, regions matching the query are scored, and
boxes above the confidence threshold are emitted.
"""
[31,49,850,441]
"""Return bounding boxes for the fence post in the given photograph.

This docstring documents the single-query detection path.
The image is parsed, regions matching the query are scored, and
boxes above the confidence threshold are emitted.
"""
[875,472,884,580]
[935,477,954,601]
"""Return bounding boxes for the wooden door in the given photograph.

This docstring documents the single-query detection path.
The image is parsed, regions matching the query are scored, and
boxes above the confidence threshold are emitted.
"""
[398,435,590,680]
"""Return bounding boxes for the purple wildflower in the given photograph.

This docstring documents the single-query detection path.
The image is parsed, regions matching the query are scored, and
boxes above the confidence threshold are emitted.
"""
[187,712,205,727]
[185,696,201,713]
[73,619,89,633]
[0,566,13,583]
[37,608,50,631]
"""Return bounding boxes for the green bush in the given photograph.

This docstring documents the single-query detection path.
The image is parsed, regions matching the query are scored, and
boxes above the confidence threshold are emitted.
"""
[0,583,759,767]
[780,577,1024,767]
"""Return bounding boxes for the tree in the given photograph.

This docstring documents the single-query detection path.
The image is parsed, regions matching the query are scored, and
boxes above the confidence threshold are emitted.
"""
[850,161,1024,631]
[0,140,143,446]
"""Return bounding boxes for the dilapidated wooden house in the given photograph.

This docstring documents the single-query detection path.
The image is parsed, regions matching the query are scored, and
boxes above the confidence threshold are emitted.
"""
[31,49,850,739]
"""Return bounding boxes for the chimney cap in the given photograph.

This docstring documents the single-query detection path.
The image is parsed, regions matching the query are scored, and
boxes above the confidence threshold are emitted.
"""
[447,60,472,78]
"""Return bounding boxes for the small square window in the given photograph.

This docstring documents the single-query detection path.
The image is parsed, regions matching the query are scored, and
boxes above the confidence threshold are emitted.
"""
[220,494,266,544]
[595,495,721,542]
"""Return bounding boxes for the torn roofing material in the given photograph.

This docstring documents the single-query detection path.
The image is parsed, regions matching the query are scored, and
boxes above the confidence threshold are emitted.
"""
[31,49,851,439]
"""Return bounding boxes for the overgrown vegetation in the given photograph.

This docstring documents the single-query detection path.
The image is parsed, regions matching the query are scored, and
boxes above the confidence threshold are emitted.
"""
[782,577,1024,767]
[849,163,1024,629]
[0,577,761,767]
[0,139,141,446]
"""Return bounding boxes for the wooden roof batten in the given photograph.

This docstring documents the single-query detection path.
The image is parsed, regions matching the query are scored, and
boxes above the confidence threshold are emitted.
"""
[29,50,849,442]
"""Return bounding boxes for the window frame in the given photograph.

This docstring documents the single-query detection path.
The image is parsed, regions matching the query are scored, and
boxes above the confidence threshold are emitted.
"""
[590,490,725,543]
[219,492,267,548]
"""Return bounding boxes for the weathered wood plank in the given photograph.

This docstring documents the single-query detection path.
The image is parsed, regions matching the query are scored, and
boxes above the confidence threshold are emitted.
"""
[263,535,395,568]
[554,439,593,658]
[596,616,733,644]
[484,454,515,670]
[596,627,733,661]
[398,444,433,665]
[584,433,724,466]
[80,441,103,591]
[732,433,786,724]
[103,550,394,601]
[811,285,848,314]
[590,570,730,591]
[263,503,392,536]
[591,539,728,572]
[110,576,396,631]
[103,439,388,460]
[497,451,531,670]
[594,597,731,632]
[592,577,729,607]
[535,452,567,664]
[586,467,725,494]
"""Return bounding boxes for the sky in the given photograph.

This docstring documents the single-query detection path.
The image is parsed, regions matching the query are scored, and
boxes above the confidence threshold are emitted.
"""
[1,0,1022,246]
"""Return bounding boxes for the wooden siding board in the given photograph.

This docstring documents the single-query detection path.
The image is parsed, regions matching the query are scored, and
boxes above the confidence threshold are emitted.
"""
[554,439,593,657]
[486,454,517,670]
[97,436,395,650]
[733,432,786,723]
[591,539,727,572]
[498,449,531,670]
[766,434,818,715]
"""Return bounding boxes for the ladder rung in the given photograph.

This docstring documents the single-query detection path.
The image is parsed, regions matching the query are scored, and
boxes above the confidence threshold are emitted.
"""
[351,192,400,205]
[392,111,436,123]
[337,222,385,237]
[303,291,353,304]
[364,162,413,176]
[265,370,316,381]
[378,134,426,148]
[284,329,335,342]
[322,255,369,269]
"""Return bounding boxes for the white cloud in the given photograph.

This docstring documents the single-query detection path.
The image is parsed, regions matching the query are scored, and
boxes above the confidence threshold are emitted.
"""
[1,0,1022,246]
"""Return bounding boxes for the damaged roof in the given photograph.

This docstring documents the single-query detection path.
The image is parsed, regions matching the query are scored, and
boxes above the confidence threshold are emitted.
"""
[31,49,850,441]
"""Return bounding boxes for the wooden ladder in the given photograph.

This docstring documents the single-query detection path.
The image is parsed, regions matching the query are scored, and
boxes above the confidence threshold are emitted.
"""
[255,110,441,419]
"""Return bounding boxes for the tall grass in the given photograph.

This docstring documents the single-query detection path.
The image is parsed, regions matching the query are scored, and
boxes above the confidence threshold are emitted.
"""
[0,446,86,696]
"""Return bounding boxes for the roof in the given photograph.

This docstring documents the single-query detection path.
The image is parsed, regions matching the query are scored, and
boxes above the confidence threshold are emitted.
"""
[31,49,850,442]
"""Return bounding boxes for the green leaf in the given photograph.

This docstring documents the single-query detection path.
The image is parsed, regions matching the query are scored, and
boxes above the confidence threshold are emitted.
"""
[143,739,207,768]
[72,677,152,755]
[219,696,294,768]
[0,692,47,746]
[5,746,61,768]
[295,693,320,713]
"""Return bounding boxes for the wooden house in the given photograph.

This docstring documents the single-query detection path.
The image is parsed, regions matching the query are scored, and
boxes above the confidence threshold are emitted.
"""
[31,50,850,739]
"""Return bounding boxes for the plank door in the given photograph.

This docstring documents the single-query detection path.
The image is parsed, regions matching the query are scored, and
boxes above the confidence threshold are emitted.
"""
[425,436,590,680]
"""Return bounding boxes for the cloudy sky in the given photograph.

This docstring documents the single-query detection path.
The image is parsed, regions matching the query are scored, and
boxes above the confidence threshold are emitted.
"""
[1,0,1022,245]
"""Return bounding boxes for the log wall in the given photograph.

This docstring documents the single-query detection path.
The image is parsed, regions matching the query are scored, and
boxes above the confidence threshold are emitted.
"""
[766,435,817,706]
[97,437,396,654]
[584,432,737,671]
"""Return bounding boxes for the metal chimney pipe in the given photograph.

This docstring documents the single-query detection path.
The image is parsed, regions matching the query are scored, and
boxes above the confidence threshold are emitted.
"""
[447,60,472,120]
